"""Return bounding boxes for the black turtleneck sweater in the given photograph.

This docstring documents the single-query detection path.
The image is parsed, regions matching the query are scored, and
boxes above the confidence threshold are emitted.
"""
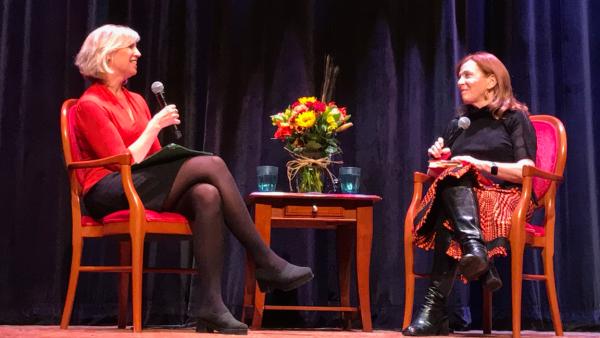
[442,105,537,185]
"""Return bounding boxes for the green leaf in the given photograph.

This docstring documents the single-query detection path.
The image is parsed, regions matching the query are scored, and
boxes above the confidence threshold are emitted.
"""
[305,140,322,150]
[325,146,338,154]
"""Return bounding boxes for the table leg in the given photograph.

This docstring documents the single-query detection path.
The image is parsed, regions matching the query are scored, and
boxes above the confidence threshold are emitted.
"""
[336,225,353,330]
[251,203,273,330]
[356,205,373,332]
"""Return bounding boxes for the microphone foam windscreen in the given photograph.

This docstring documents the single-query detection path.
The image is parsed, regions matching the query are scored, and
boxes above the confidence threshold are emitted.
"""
[151,81,164,94]
[458,116,471,130]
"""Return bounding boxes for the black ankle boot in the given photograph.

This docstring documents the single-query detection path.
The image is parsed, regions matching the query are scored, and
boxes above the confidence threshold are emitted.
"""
[441,186,488,280]
[481,262,502,292]
[195,311,248,335]
[404,243,459,336]
[255,263,314,293]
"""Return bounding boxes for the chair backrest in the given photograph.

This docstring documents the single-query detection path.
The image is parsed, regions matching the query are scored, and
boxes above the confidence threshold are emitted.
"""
[60,99,78,165]
[60,99,86,195]
[530,115,567,201]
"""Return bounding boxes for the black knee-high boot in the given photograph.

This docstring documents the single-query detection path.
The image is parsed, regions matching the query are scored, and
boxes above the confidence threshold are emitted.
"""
[403,239,459,336]
[441,186,488,280]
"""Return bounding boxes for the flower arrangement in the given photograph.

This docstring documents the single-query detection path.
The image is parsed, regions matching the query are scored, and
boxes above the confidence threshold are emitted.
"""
[270,96,352,192]
[271,96,352,156]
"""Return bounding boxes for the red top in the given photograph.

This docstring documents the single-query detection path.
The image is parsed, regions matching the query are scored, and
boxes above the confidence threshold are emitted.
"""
[72,83,161,194]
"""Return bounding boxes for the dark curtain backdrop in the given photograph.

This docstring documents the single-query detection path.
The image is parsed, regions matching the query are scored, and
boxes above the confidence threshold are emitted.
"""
[1,0,599,331]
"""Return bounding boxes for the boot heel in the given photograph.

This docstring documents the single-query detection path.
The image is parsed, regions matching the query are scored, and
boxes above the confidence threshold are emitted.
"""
[438,319,450,335]
[195,312,248,335]
[482,264,502,292]
[459,254,488,280]
[195,320,212,333]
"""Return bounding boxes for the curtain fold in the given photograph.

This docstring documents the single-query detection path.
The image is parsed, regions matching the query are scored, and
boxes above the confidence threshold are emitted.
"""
[0,0,598,330]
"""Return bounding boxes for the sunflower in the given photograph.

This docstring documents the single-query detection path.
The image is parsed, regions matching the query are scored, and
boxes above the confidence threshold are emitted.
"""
[296,110,316,128]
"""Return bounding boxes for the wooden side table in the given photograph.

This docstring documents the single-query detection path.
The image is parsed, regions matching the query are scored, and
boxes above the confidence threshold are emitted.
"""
[242,192,382,331]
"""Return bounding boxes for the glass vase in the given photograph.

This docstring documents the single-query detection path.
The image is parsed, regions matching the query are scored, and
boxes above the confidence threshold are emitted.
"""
[296,165,324,193]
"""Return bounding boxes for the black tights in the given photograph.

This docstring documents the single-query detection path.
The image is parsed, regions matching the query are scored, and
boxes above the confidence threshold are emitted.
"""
[162,156,285,314]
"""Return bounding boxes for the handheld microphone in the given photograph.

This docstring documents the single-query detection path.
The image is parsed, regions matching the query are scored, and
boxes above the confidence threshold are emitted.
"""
[445,116,470,147]
[151,81,182,139]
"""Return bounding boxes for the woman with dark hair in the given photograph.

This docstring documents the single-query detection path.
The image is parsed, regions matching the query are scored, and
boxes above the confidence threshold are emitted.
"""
[73,24,313,335]
[403,51,537,336]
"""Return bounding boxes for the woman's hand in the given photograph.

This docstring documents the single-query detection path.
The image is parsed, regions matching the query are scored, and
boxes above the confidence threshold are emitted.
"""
[451,155,535,183]
[149,104,181,130]
[428,137,452,160]
[128,104,180,164]
[451,155,485,170]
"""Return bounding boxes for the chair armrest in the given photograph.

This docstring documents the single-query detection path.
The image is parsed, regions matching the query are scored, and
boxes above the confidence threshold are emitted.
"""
[511,165,562,239]
[405,172,432,236]
[414,171,434,184]
[522,165,563,182]
[68,153,145,235]
[67,153,132,169]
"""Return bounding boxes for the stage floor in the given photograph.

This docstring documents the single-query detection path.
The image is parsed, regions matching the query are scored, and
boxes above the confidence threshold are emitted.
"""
[0,326,598,338]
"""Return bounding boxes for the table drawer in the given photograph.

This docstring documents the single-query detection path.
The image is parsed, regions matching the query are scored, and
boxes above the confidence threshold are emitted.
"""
[284,205,344,217]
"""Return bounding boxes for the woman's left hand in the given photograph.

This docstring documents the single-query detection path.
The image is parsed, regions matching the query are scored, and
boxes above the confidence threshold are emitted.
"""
[451,155,486,171]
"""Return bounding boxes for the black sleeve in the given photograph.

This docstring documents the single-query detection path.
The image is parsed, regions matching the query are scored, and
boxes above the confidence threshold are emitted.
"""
[504,110,537,161]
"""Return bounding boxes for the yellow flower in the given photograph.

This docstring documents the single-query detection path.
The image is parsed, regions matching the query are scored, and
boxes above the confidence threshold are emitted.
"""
[326,115,338,131]
[296,110,316,128]
[298,96,317,105]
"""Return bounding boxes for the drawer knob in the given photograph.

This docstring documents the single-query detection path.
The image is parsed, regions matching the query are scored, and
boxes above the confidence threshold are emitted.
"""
[312,204,318,214]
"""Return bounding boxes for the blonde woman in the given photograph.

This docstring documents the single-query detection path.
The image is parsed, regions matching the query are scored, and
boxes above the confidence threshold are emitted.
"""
[73,24,313,335]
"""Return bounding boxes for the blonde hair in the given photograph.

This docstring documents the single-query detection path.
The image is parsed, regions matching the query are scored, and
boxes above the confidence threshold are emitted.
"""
[75,24,140,81]
[456,51,529,118]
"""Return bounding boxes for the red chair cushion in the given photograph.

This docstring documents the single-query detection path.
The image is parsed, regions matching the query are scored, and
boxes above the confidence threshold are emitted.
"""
[82,216,102,227]
[532,120,558,200]
[82,210,188,226]
[525,223,545,237]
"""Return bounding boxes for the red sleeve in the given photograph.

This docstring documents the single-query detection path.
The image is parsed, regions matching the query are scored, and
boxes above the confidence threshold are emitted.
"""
[75,99,132,162]
[130,92,162,155]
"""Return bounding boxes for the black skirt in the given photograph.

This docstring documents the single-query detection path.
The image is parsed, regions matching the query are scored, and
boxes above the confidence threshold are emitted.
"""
[83,158,188,219]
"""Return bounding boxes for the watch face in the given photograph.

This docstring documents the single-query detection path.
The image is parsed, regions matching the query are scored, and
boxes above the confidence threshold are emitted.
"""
[491,164,498,176]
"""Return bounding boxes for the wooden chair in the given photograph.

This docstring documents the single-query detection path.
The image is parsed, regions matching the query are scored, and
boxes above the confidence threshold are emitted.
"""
[402,114,566,338]
[59,99,196,332]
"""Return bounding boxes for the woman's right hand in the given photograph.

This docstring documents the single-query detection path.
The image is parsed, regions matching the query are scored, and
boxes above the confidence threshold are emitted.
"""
[428,137,451,160]
[149,104,181,130]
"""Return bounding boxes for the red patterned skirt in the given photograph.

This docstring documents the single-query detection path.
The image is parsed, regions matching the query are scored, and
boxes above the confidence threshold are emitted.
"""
[413,164,535,260]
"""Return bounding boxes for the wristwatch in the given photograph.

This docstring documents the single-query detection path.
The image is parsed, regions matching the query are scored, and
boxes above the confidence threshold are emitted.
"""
[490,162,498,176]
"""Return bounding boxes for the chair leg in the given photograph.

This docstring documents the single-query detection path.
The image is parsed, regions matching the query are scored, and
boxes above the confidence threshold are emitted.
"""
[542,248,563,336]
[118,240,131,329]
[131,233,145,333]
[336,226,353,330]
[403,246,415,329]
[510,242,525,338]
[60,237,83,329]
[482,288,492,334]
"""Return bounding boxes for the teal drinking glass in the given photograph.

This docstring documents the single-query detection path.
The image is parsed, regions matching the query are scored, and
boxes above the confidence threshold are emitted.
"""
[256,165,278,192]
[339,167,361,194]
